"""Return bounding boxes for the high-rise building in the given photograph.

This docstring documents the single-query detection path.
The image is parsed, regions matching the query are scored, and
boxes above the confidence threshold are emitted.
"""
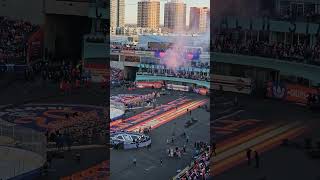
[111,0,125,28]
[137,0,160,29]
[189,7,210,33]
[164,0,186,32]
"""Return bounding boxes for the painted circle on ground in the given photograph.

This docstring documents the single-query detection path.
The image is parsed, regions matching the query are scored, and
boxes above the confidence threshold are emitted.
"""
[0,104,106,132]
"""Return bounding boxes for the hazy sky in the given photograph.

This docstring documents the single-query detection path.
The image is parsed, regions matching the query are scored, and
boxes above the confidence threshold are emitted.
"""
[125,0,210,25]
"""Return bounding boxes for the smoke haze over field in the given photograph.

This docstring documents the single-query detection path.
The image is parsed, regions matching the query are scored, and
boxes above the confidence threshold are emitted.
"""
[160,10,210,70]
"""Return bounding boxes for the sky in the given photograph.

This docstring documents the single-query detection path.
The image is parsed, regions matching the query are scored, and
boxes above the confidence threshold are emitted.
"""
[125,0,210,25]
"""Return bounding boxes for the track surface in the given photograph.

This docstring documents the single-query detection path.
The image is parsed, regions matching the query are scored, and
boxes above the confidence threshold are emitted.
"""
[212,93,319,180]
[111,98,207,132]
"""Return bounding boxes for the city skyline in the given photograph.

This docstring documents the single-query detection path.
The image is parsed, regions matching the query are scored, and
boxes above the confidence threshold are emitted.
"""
[125,0,210,25]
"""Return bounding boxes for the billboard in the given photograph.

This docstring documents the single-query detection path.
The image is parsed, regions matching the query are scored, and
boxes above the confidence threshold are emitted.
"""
[27,28,44,64]
[212,75,253,94]
[193,88,209,95]
[266,82,319,105]
[166,84,190,92]
[148,42,173,50]
[136,81,163,89]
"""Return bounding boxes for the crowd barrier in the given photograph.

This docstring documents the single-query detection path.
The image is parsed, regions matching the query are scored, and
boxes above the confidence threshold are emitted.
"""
[0,64,27,73]
[0,124,46,179]
[110,101,125,121]
[8,168,41,180]
[136,81,163,89]
[123,139,152,150]
[135,81,209,96]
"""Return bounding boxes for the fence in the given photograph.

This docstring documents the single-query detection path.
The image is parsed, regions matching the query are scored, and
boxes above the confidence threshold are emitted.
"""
[0,122,46,179]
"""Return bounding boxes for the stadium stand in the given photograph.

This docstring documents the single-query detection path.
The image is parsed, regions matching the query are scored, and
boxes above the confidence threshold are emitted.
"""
[0,16,38,64]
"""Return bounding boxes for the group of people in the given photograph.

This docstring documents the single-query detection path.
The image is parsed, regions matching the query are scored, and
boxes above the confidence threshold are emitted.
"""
[132,134,151,147]
[113,92,160,110]
[307,93,320,106]
[46,112,106,148]
[38,61,94,92]
[214,31,320,65]
[126,93,159,109]
[0,16,38,64]
[111,44,142,51]
[180,142,211,180]
[167,146,187,158]
[111,67,124,86]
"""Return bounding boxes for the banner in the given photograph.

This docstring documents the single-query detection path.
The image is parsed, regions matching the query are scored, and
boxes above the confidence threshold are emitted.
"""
[122,50,135,54]
[136,81,163,89]
[148,42,173,50]
[193,88,209,95]
[84,63,107,83]
[135,51,146,55]
[111,49,121,53]
[212,74,253,94]
[200,54,210,59]
[27,28,44,64]
[144,51,155,57]
[266,82,319,104]
[166,84,190,92]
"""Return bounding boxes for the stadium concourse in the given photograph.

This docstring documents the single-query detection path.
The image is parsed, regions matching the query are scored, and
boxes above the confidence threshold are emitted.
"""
[110,85,210,180]
[0,63,108,179]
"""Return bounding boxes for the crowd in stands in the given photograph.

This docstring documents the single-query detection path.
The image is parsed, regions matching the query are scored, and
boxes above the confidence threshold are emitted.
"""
[111,68,123,82]
[111,92,160,110]
[0,16,38,64]
[38,61,94,91]
[192,62,210,69]
[111,44,143,51]
[41,61,83,82]
[111,44,209,54]
[46,111,106,147]
[307,93,320,106]
[214,31,320,65]
[179,141,211,180]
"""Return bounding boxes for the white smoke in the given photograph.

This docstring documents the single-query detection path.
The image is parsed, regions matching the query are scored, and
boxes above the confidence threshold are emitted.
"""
[159,4,210,70]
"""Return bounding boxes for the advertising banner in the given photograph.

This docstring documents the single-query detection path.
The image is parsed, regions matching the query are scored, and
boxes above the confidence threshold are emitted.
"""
[122,50,135,54]
[27,28,44,64]
[266,82,319,105]
[84,63,107,83]
[111,49,121,53]
[144,51,155,57]
[193,88,209,95]
[166,84,190,92]
[212,74,253,94]
[136,81,163,89]
[135,51,146,55]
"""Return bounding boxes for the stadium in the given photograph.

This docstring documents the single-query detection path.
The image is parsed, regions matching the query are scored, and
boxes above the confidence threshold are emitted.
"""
[211,0,320,179]
[110,32,211,180]
[0,0,108,179]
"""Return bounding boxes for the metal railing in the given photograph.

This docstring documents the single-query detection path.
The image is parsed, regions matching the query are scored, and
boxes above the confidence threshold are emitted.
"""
[0,123,46,161]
